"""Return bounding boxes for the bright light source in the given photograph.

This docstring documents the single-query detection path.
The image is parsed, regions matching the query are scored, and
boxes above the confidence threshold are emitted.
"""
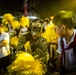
[27,16,38,20]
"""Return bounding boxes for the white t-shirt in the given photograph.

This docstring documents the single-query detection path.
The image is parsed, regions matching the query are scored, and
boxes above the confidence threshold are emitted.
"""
[57,29,76,70]
[0,32,10,58]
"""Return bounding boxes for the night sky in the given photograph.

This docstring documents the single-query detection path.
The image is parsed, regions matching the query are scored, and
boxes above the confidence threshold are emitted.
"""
[0,0,23,15]
[34,0,76,18]
[0,0,76,18]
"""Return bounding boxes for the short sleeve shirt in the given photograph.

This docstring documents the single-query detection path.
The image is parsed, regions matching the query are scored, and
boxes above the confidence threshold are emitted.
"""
[57,29,76,70]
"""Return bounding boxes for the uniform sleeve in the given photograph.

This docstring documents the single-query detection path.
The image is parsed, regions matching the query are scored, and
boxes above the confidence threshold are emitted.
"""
[57,38,62,54]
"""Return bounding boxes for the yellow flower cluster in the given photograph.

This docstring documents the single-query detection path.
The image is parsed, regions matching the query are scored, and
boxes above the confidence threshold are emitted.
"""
[42,24,59,44]
[1,26,8,32]
[0,26,8,33]
[2,13,14,24]
[11,20,20,29]
[16,52,34,61]
[10,36,18,47]
[8,52,44,75]
[1,13,29,29]
[20,16,29,27]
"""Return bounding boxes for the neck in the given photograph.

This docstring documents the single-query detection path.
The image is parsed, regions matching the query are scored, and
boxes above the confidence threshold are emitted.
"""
[65,28,74,44]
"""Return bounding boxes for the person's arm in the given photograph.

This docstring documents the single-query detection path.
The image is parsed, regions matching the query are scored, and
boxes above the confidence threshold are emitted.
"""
[56,38,62,70]
[56,54,62,70]
[0,39,8,47]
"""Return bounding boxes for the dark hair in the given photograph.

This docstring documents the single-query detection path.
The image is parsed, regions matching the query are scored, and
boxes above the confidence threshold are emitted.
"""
[53,11,75,29]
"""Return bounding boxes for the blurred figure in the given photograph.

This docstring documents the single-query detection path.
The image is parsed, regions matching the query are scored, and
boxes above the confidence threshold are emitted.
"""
[0,27,11,73]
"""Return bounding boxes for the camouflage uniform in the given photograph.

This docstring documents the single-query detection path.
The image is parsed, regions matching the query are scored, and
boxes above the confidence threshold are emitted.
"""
[31,36,49,64]
[17,31,32,52]
[17,34,26,51]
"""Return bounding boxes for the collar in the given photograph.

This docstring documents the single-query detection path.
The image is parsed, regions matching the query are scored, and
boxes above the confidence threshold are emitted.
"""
[63,29,75,46]
[61,29,76,50]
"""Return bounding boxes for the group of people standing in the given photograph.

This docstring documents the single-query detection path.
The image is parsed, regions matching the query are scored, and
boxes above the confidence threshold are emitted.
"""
[0,10,76,75]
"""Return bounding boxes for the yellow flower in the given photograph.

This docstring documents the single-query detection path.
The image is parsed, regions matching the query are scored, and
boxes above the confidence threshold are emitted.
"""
[16,52,35,61]
[2,18,9,25]
[31,60,44,75]
[2,13,14,24]
[42,24,59,43]
[2,26,8,32]
[11,20,20,29]
[20,16,29,27]
[10,36,18,46]
[8,52,44,75]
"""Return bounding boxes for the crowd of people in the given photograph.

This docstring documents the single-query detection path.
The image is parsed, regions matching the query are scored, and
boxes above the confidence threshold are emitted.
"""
[0,10,76,75]
[0,16,54,75]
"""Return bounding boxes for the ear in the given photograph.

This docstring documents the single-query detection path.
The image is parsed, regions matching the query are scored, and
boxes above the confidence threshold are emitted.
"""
[61,25,66,30]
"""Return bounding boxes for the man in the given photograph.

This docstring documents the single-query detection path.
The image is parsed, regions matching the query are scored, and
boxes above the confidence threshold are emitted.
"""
[0,27,11,73]
[52,11,76,74]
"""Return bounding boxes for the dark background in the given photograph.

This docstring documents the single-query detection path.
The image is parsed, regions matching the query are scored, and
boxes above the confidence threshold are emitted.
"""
[0,0,23,16]
[0,0,76,18]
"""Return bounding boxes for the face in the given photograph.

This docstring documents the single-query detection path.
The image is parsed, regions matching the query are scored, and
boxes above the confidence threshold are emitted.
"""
[54,25,66,38]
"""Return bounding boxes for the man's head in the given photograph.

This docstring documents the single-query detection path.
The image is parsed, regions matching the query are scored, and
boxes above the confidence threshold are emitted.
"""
[53,11,75,29]
[52,11,75,37]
